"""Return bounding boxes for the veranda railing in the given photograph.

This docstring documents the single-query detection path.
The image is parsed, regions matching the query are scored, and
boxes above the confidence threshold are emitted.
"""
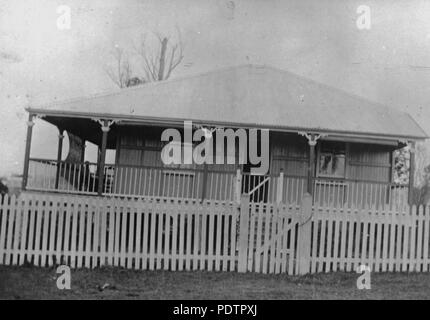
[26,158,408,208]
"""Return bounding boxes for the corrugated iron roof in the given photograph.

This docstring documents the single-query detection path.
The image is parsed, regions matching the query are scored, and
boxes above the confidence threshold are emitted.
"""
[28,64,427,141]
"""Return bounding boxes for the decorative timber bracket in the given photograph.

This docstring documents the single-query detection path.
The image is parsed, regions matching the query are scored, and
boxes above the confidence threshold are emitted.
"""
[298,132,327,146]
[194,124,225,139]
[91,118,119,132]
[27,114,45,127]
[398,138,410,148]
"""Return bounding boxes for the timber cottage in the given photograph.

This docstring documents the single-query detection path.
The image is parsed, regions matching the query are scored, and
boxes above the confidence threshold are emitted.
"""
[2,64,429,275]
[22,65,427,208]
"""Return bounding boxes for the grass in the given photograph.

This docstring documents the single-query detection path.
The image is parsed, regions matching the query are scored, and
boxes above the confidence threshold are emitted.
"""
[0,265,429,299]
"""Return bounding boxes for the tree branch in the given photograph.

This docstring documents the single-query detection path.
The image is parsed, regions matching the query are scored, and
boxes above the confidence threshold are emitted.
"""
[107,29,185,87]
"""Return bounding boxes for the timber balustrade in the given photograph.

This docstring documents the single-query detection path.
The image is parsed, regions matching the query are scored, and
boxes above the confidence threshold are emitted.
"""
[26,158,408,208]
[312,177,409,210]
[27,158,101,194]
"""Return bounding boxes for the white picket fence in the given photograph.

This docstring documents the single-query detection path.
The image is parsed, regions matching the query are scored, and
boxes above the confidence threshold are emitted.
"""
[0,192,429,274]
[0,193,239,271]
[308,204,430,273]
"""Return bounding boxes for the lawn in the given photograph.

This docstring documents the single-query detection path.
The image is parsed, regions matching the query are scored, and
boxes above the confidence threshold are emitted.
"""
[0,265,429,299]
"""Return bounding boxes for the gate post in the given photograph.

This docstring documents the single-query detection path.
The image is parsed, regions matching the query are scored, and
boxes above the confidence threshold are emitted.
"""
[298,193,313,275]
[276,169,284,204]
[235,169,242,204]
[238,194,250,273]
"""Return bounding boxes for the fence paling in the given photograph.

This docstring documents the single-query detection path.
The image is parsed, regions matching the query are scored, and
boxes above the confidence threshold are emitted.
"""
[1,193,430,274]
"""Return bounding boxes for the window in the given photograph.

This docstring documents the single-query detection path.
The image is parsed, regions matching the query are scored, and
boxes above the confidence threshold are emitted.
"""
[318,142,346,178]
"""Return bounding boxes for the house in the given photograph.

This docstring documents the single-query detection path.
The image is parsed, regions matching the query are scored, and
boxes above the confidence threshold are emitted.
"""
[23,65,427,208]
[6,64,429,274]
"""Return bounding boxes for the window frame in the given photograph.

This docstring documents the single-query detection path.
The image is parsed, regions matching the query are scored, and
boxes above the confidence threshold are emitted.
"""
[316,141,347,179]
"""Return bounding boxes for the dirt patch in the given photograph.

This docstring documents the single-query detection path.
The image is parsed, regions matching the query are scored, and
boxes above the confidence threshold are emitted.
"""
[0,265,429,299]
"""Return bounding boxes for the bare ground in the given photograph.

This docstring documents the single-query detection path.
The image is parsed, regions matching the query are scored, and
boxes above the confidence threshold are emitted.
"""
[0,265,429,300]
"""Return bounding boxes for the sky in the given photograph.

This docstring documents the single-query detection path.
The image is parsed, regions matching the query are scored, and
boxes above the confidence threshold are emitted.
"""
[1,0,430,177]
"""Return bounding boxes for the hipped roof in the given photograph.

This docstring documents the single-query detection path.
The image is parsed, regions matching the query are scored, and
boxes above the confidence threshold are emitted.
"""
[27,64,427,142]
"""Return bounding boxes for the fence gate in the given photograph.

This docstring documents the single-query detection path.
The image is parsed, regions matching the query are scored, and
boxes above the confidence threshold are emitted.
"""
[237,193,313,275]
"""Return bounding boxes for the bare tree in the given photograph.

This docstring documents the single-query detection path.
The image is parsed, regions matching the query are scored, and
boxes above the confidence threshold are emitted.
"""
[136,32,184,82]
[105,47,134,88]
[107,30,184,88]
